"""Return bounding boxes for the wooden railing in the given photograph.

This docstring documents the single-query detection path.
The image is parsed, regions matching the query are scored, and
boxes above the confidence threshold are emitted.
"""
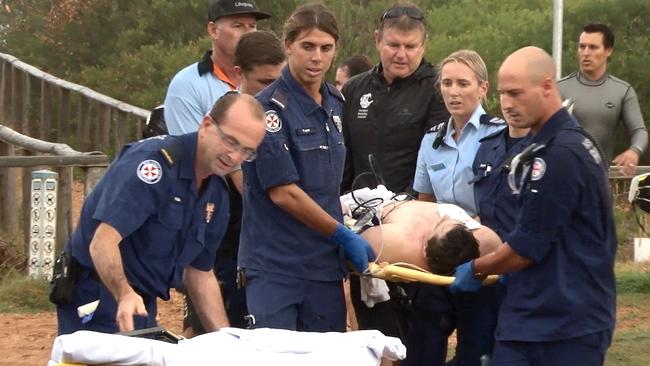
[0,52,149,153]
[0,52,149,253]
[0,124,109,255]
[0,51,648,257]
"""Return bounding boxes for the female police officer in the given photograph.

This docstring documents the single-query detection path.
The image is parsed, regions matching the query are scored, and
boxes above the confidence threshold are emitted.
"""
[238,4,373,332]
[414,49,504,215]
[413,50,504,366]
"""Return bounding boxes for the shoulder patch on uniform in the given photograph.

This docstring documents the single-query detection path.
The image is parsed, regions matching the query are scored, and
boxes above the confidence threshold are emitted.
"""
[333,115,342,133]
[269,88,289,109]
[562,98,576,114]
[427,121,446,134]
[158,138,184,166]
[479,114,505,125]
[137,159,163,184]
[430,121,449,149]
[582,137,602,165]
[265,110,282,133]
[530,158,546,181]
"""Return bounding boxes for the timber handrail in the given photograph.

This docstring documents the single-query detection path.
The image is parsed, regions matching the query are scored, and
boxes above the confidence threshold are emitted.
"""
[0,123,109,255]
[0,123,105,157]
[0,52,149,119]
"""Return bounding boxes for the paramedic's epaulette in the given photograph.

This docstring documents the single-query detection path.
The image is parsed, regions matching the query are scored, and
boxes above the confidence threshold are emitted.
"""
[479,114,506,126]
[326,83,346,103]
[159,137,184,167]
[269,87,289,110]
[427,120,448,149]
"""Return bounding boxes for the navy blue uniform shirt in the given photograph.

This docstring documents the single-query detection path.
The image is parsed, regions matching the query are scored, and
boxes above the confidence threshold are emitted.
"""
[239,66,347,281]
[473,128,529,237]
[499,108,617,341]
[69,133,229,300]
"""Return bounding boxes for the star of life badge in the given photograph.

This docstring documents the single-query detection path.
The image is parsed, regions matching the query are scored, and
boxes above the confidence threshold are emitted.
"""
[530,158,546,181]
[137,160,162,184]
[265,110,282,133]
[333,115,342,133]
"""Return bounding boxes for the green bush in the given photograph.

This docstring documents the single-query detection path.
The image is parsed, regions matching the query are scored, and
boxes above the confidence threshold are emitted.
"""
[616,264,650,294]
[4,0,650,127]
[0,269,54,313]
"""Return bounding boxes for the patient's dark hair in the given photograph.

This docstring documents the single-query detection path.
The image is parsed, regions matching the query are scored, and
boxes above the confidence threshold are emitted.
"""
[425,225,479,275]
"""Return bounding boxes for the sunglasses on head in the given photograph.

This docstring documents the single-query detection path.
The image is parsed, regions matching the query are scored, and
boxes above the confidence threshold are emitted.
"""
[380,6,425,23]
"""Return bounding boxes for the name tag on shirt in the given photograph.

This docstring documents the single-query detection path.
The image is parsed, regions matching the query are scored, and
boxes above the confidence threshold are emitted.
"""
[296,128,315,136]
[432,163,446,171]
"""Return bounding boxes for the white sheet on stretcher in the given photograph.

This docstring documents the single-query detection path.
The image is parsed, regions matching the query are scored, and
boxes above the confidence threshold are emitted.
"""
[48,327,406,365]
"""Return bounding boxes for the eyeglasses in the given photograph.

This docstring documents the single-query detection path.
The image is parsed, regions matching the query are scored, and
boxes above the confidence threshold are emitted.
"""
[208,115,258,162]
[380,6,425,23]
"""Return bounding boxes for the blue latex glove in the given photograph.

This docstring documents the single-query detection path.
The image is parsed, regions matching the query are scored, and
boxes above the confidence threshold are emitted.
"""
[330,223,375,272]
[450,260,483,293]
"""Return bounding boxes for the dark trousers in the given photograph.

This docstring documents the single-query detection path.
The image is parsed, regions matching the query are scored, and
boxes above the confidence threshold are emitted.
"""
[245,269,346,332]
[57,268,157,335]
[491,330,612,366]
[351,275,502,366]
[448,285,504,366]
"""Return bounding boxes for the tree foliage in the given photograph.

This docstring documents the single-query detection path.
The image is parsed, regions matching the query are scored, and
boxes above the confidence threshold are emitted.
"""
[1,0,649,159]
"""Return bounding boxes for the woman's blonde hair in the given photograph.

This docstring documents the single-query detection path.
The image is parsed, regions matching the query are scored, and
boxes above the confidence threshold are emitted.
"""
[437,49,488,85]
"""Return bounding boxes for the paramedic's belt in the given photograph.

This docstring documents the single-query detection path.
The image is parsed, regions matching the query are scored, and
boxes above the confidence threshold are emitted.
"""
[367,262,499,286]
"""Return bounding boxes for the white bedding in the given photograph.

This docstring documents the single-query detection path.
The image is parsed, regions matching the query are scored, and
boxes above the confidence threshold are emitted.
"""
[49,327,406,365]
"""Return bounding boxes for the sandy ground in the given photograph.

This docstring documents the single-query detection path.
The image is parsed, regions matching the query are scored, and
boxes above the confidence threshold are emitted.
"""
[0,290,185,366]
[1,291,648,365]
[2,183,648,365]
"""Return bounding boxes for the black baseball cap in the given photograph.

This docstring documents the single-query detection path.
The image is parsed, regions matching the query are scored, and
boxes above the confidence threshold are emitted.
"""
[208,0,271,21]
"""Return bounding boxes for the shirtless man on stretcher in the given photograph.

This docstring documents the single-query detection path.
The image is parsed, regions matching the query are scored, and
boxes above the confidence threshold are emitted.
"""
[341,190,502,275]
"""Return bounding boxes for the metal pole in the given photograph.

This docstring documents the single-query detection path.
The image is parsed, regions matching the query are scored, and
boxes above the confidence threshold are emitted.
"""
[552,0,564,80]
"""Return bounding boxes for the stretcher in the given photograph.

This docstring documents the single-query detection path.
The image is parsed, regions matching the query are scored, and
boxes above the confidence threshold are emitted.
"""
[49,327,406,366]
[342,186,500,287]
[367,262,499,286]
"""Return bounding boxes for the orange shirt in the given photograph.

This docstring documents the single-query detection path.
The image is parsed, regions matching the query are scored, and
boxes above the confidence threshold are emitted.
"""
[213,63,238,91]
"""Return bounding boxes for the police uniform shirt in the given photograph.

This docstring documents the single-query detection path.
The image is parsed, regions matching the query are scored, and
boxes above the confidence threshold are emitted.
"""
[69,133,230,300]
[413,105,504,216]
[472,128,530,237]
[499,108,617,342]
[239,66,347,281]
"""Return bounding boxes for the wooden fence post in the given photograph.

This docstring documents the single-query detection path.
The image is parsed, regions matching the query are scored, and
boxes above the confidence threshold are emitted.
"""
[57,88,70,144]
[1,65,21,238]
[96,104,111,153]
[21,73,34,252]
[0,61,7,228]
[10,65,23,131]
[0,61,8,123]
[115,110,128,153]
[78,96,91,151]
[55,166,73,254]
[40,80,52,141]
